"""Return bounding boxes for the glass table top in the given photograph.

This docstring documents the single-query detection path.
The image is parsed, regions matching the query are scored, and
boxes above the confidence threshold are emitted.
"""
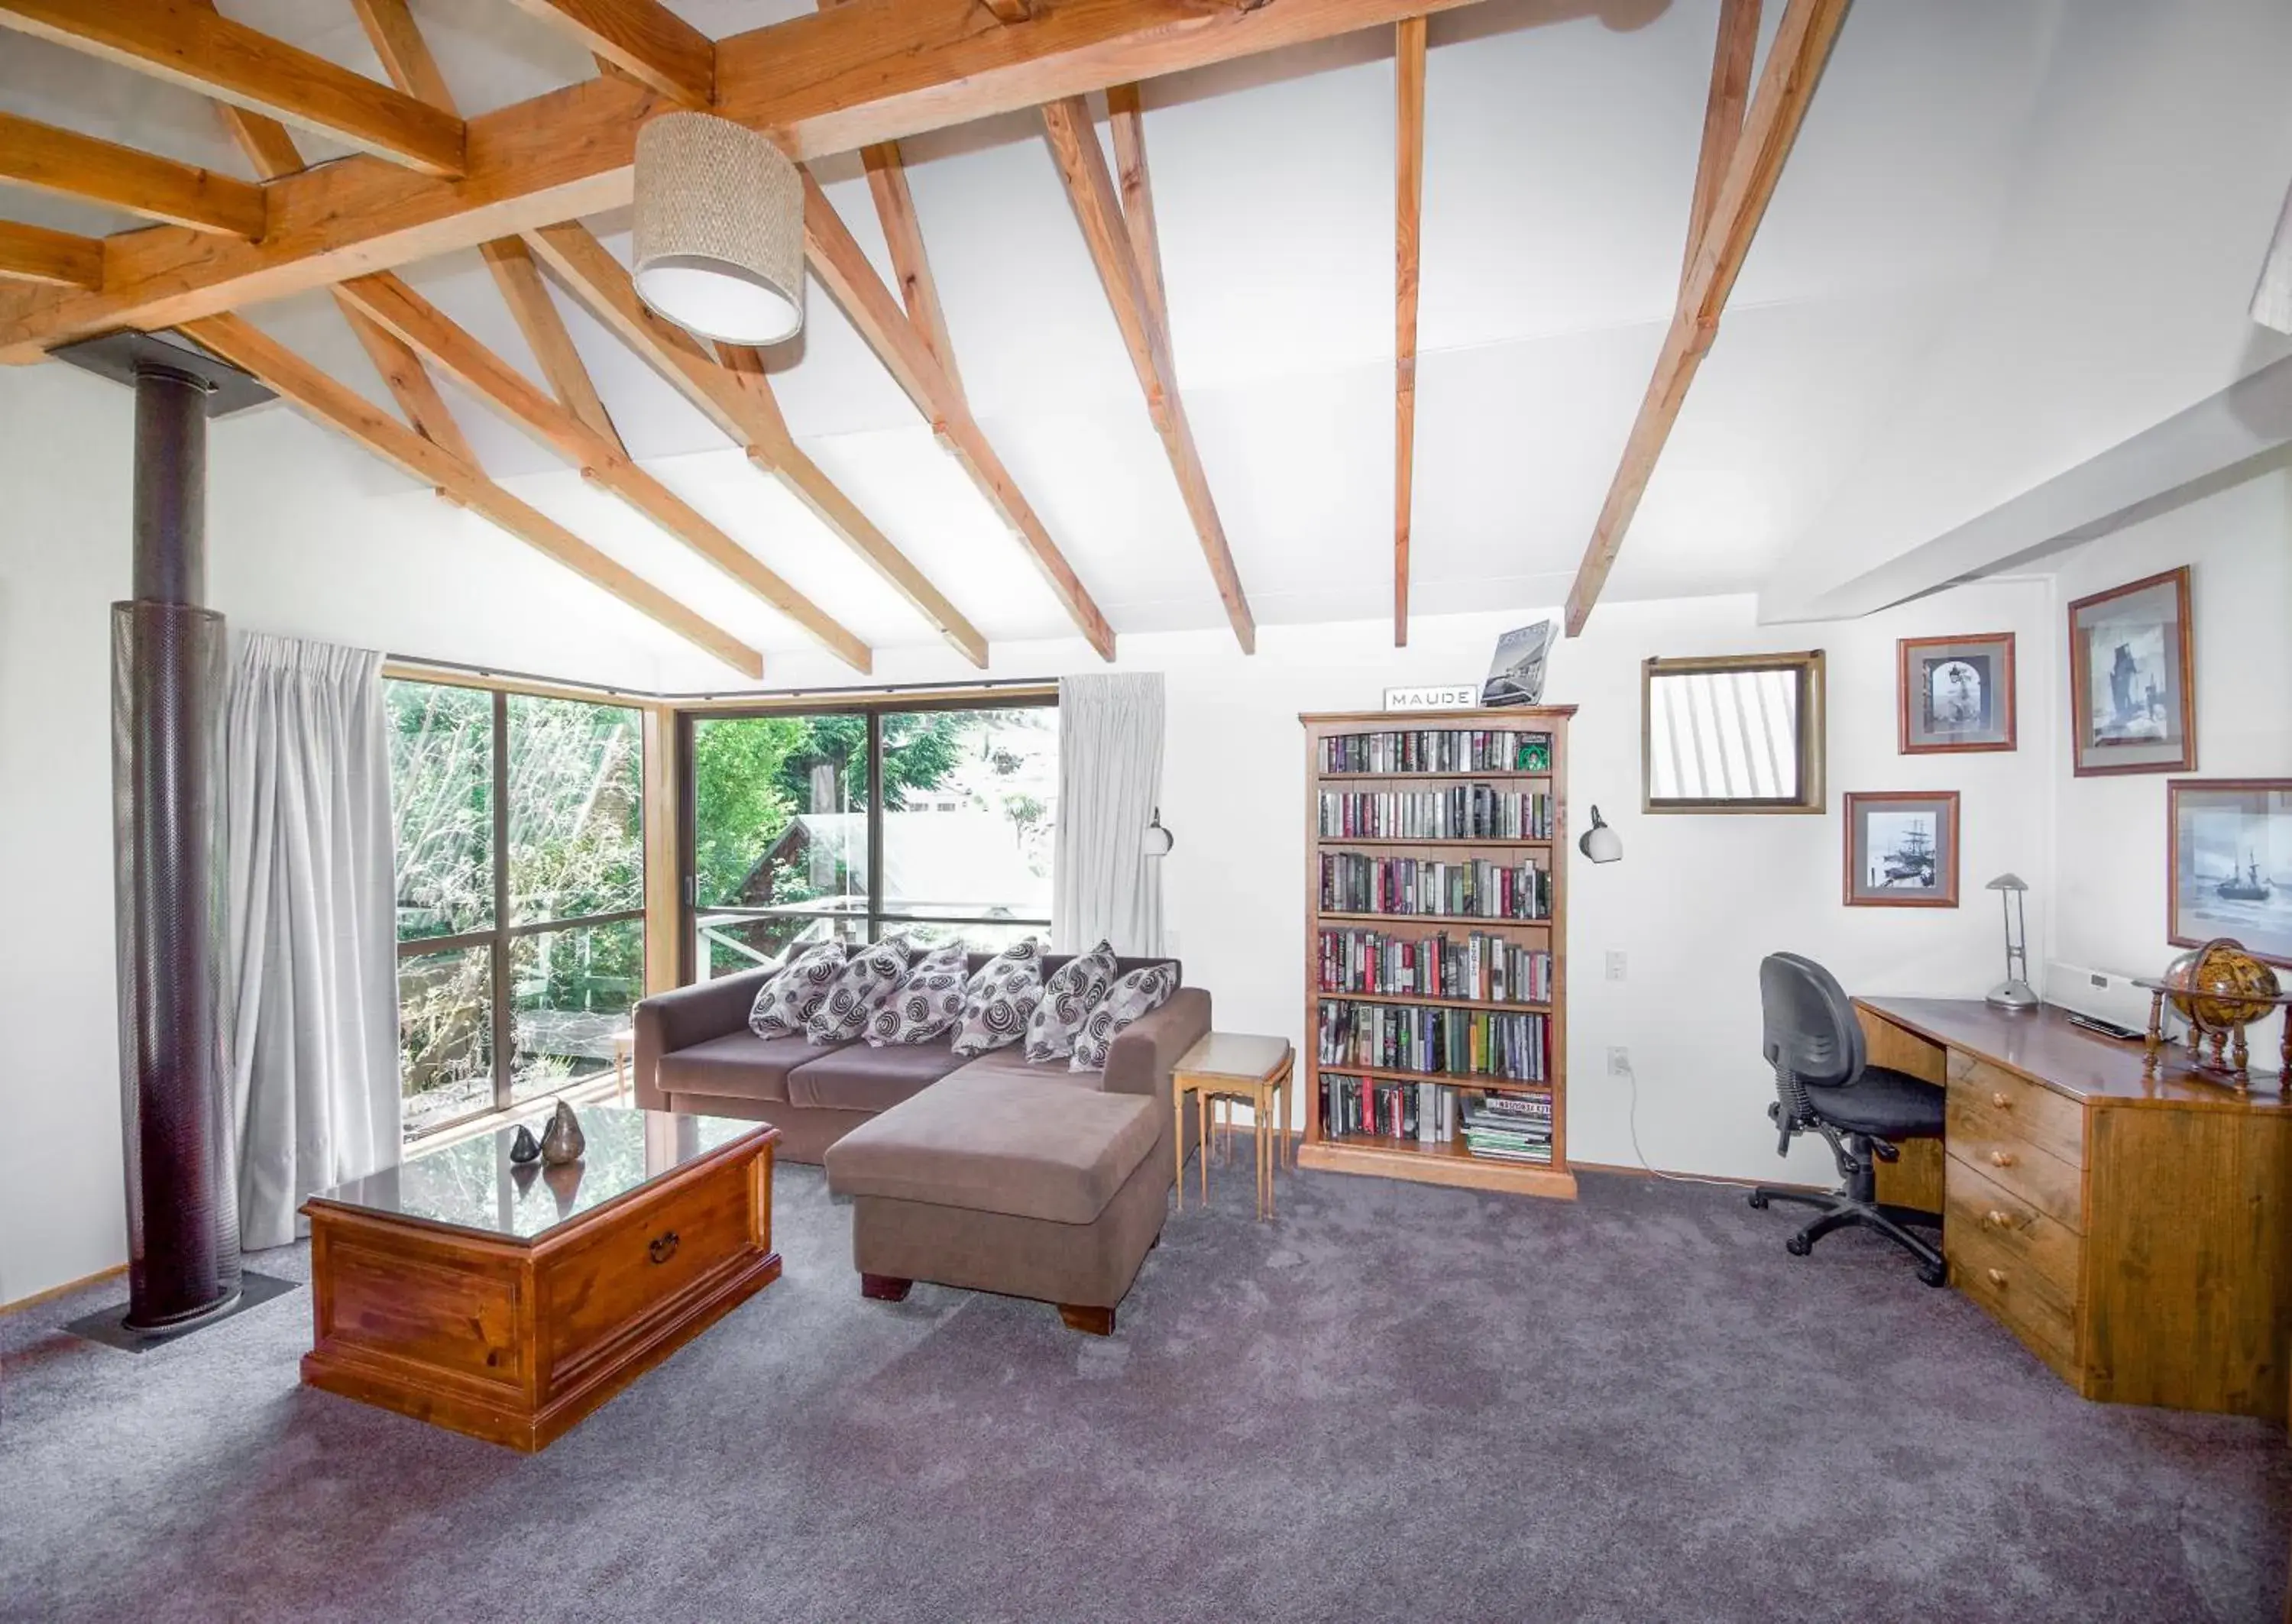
[306,1105,766,1244]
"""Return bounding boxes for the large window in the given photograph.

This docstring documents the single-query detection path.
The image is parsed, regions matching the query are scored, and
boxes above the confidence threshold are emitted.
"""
[390,680,645,1138]
[1642,652,1826,814]
[685,698,1056,979]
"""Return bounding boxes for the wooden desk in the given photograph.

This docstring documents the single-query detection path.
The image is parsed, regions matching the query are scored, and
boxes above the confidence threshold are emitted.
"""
[1857,996,2292,1422]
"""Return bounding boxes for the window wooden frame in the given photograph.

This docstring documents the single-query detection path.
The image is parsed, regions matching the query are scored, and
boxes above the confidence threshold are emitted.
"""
[1640,650,1826,814]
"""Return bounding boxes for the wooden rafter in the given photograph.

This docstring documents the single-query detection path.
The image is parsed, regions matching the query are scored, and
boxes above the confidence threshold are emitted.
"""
[0,0,465,177]
[179,314,762,678]
[0,111,265,238]
[523,220,989,667]
[504,0,714,108]
[1562,0,1847,636]
[1392,19,1425,647]
[979,0,1037,21]
[1682,0,1761,287]
[801,169,1116,660]
[337,270,873,672]
[1040,95,1254,652]
[0,218,99,287]
[1104,86,1167,335]
[351,0,626,455]
[0,0,1491,362]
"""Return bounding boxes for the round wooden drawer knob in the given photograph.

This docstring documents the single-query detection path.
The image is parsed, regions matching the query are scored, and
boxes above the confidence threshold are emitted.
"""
[1992,1091,2012,1110]
[1986,1267,2008,1288]
[1989,1150,2016,1168]
[1983,1209,2011,1228]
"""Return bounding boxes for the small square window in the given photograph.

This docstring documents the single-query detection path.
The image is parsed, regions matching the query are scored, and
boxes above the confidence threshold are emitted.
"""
[1642,652,1825,814]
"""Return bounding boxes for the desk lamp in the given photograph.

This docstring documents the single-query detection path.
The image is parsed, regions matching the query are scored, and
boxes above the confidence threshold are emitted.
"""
[1985,873,2038,1011]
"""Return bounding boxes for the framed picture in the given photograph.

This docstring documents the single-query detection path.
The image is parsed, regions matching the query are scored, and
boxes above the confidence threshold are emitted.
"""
[2168,779,2292,967]
[1843,791,1960,907]
[2067,567,2195,775]
[1898,633,2015,753]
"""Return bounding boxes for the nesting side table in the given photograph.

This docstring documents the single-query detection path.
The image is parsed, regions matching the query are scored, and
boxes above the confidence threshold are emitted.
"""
[1172,1034,1296,1220]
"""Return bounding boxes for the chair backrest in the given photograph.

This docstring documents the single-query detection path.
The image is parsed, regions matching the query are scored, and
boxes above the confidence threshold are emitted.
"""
[1759,953,1865,1090]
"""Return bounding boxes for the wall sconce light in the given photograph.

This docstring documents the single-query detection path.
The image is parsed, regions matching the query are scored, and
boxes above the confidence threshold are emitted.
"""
[1143,807,1174,858]
[1578,805,1622,865]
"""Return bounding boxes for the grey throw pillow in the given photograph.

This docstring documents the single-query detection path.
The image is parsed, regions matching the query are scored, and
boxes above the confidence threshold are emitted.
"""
[748,942,847,1037]
[1070,962,1179,1072]
[866,959,971,1047]
[805,939,912,1045]
[951,945,1045,1057]
[1023,940,1118,1064]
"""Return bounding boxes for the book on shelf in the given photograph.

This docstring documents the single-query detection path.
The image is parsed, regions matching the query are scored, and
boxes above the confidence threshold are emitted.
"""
[1316,1000,1549,1081]
[1316,785,1553,841]
[1317,927,1553,1004]
[1319,728,1552,775]
[1321,1075,1552,1160]
[1318,852,1551,920]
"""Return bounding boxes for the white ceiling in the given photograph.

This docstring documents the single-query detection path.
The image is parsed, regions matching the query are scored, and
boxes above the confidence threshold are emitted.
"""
[2,0,2287,679]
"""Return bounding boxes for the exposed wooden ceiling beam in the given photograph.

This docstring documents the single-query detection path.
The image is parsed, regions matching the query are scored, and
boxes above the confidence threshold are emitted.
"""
[979,0,1037,21]
[1682,0,1761,288]
[1040,95,1253,652]
[180,313,762,678]
[351,0,626,455]
[0,0,465,177]
[503,0,714,108]
[801,168,1116,661]
[0,218,100,287]
[0,111,265,238]
[1562,0,1847,636]
[1104,85,1167,338]
[523,219,989,667]
[0,0,1495,361]
[337,270,872,672]
[1391,21,1425,649]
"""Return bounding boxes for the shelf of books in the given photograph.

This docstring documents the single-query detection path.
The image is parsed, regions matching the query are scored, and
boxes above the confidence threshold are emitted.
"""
[1298,707,1577,1200]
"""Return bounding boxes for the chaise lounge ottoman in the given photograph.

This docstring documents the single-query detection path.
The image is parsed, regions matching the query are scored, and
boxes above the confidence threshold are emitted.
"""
[823,1071,1167,1334]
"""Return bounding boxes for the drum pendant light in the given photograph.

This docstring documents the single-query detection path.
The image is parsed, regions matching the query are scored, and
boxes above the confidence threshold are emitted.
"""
[633,112,806,345]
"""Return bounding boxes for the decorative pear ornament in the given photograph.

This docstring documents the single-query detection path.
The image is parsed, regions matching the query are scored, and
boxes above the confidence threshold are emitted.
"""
[539,1101,586,1166]
[509,1124,542,1164]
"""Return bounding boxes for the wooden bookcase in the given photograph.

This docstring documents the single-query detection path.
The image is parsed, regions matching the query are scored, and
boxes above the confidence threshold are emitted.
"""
[1297,707,1576,1200]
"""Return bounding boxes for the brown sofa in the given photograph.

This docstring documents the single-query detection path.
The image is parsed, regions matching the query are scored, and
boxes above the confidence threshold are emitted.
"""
[633,953,1211,1333]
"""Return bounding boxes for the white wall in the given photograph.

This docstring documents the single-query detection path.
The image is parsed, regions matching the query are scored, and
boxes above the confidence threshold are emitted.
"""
[2042,467,2292,1057]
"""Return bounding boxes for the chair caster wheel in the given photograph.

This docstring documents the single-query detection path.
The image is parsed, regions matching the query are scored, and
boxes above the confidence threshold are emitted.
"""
[1747,1190,1769,1210]
[1785,1234,1811,1257]
[1918,1260,1947,1288]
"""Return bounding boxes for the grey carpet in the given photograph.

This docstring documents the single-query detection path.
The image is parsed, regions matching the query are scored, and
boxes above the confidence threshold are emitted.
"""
[2,1163,2284,1624]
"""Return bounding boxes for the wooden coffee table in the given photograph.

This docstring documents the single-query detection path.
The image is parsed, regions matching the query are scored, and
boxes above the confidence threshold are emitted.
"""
[302,1105,780,1451]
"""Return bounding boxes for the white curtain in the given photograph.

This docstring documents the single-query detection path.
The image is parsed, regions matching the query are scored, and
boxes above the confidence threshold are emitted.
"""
[1052,673,1165,956]
[225,633,399,1250]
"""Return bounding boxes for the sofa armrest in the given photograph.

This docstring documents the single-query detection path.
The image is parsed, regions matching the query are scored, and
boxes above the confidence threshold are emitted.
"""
[632,968,775,1111]
[1099,986,1212,1107]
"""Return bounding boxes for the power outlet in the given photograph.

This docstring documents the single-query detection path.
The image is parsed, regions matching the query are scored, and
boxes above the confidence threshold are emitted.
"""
[1606,950,1627,982]
[1607,1047,1630,1076]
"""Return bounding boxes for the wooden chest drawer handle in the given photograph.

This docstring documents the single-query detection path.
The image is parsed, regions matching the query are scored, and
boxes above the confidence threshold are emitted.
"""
[1991,1090,2012,1110]
[1989,1150,2016,1168]
[1986,1267,2008,1289]
[648,1230,680,1266]
[1983,1208,2011,1229]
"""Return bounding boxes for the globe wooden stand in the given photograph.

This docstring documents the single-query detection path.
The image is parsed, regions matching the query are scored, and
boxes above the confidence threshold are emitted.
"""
[2136,937,2292,1091]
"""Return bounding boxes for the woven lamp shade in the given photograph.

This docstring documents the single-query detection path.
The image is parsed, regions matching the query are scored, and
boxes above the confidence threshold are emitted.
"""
[633,112,806,345]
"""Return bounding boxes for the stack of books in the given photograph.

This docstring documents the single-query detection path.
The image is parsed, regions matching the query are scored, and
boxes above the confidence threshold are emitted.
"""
[1320,1075,1459,1143]
[1320,730,1552,775]
[1316,1001,1549,1081]
[1319,853,1550,920]
[1316,785,1553,840]
[1317,927,1552,1004]
[1461,1092,1553,1164]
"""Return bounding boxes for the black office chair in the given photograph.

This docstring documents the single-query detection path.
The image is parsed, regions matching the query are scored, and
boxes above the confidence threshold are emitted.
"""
[1749,953,1947,1286]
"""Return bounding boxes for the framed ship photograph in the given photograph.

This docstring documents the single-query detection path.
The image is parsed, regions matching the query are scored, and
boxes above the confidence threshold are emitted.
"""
[1898,632,2015,753]
[2067,567,2194,775]
[2168,779,2292,966]
[1843,791,1960,908]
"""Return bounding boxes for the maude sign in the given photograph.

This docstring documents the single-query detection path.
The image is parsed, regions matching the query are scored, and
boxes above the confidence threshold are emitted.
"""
[1383,685,1480,710]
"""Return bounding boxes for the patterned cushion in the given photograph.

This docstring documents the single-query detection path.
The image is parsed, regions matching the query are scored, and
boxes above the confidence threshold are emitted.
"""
[1070,962,1180,1072]
[804,939,913,1045]
[747,942,847,1037]
[865,943,973,1047]
[1023,940,1119,1064]
[951,946,1044,1058]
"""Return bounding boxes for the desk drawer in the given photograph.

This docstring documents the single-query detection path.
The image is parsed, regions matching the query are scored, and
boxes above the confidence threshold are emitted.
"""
[1945,1152,2081,1302]
[1947,1050,2083,1166]
[1951,1218,2079,1372]
[1945,1092,2084,1231]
